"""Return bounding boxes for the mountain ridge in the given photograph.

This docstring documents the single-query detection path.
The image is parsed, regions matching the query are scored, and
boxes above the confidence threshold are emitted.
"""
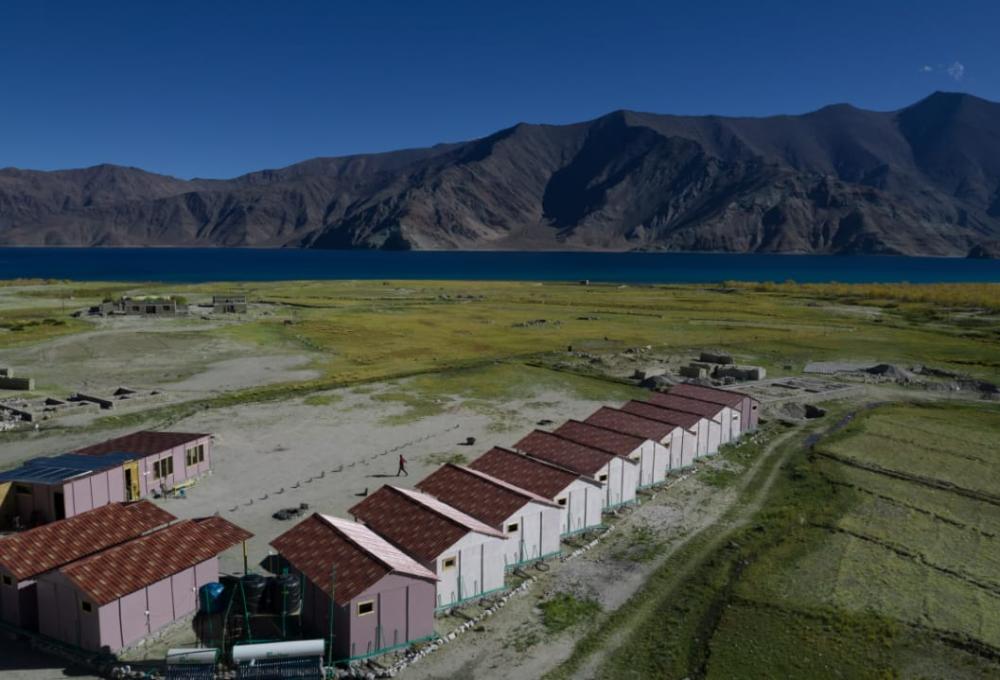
[2,91,999,256]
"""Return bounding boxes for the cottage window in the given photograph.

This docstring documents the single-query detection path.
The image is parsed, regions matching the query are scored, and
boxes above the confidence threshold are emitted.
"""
[598,474,608,482]
[557,498,567,506]
[81,601,93,613]
[357,600,375,616]
[442,556,457,570]
[506,522,519,533]
[1,575,12,586]
[186,445,204,466]
[154,457,174,479]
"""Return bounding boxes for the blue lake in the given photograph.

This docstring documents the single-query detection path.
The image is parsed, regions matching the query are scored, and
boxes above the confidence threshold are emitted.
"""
[1,248,999,283]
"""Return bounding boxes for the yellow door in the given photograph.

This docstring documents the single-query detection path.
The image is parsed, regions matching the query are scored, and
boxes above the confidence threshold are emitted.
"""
[123,461,140,500]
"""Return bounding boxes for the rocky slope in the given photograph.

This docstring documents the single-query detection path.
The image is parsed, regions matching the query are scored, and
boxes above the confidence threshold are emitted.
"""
[1,91,999,255]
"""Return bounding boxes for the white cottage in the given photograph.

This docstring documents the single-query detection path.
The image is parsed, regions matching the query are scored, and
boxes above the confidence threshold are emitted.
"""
[416,464,562,569]
[588,406,696,469]
[349,486,507,610]
[514,430,639,510]
[469,448,603,537]
[554,419,670,489]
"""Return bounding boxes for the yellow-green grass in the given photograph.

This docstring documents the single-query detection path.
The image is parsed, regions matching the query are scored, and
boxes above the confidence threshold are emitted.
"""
[3,280,999,386]
[0,307,89,348]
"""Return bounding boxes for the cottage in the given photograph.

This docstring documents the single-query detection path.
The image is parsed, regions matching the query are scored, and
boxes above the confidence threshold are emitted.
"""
[554,419,669,489]
[514,430,639,510]
[116,296,188,316]
[74,430,212,498]
[621,400,712,457]
[645,393,729,450]
[0,501,174,630]
[349,486,507,610]
[35,516,251,652]
[670,383,760,433]
[271,514,438,663]
[0,452,138,527]
[468,447,603,537]
[212,295,248,314]
[416,464,562,569]
[584,407,692,471]
[650,391,741,444]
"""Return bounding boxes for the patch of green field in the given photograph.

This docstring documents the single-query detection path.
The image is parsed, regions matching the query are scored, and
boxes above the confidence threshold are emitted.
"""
[0,308,88,348]
[539,593,602,634]
[302,393,342,407]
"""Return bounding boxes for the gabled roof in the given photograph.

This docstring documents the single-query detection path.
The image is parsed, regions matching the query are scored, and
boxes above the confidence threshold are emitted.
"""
[58,517,251,605]
[349,486,505,564]
[271,514,436,605]
[621,401,701,429]
[468,447,600,500]
[514,430,616,476]
[0,501,175,581]
[554,420,645,457]
[0,452,137,485]
[646,392,725,419]
[75,431,209,458]
[416,464,558,529]
[584,407,680,441]
[670,383,755,407]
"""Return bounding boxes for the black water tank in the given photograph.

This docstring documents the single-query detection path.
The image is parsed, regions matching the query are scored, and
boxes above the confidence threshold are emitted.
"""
[240,574,267,614]
[271,573,302,614]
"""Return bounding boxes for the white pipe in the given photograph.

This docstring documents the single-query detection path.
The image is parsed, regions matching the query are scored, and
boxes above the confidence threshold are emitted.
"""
[232,639,326,663]
[166,648,218,664]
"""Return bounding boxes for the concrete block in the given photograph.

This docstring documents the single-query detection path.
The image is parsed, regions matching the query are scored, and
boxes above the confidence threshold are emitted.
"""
[700,351,734,365]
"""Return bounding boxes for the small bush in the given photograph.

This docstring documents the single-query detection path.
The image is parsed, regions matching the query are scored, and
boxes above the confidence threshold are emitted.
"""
[540,593,601,633]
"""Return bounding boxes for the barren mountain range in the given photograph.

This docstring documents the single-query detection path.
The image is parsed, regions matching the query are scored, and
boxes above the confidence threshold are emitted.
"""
[2,91,999,256]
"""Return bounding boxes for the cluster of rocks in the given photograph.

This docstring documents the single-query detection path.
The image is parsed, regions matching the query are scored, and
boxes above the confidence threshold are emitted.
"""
[513,318,561,328]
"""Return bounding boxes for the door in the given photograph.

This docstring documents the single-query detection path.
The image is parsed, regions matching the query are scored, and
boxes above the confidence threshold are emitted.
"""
[54,492,66,520]
[123,462,140,500]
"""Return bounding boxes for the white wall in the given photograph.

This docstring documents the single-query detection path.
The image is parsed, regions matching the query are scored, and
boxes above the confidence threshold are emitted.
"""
[501,501,562,568]
[555,480,603,536]
[433,532,506,609]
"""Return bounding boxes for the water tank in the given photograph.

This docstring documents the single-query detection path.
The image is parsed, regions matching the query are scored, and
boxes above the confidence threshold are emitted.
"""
[198,583,226,614]
[270,573,302,614]
[240,574,268,614]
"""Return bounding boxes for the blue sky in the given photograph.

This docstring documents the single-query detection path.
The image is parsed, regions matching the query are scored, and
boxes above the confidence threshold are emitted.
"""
[1,1,997,179]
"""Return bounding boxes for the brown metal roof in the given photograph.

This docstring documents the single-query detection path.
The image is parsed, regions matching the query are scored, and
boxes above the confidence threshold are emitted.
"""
[468,447,597,500]
[646,392,724,419]
[75,431,209,458]
[554,420,645,457]
[349,486,502,564]
[514,430,614,476]
[271,514,436,606]
[416,464,556,529]
[0,501,175,582]
[621,401,701,429]
[584,407,679,441]
[670,383,755,407]
[59,517,251,605]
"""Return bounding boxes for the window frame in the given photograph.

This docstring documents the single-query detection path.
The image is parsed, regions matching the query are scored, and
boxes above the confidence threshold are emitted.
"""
[81,601,93,613]
[597,473,608,482]
[506,522,519,533]
[441,556,457,570]
[556,497,567,506]
[356,600,375,617]
[1,574,13,586]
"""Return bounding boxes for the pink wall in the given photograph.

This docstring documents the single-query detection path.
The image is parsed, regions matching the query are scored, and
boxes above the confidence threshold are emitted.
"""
[35,557,221,653]
[139,436,212,495]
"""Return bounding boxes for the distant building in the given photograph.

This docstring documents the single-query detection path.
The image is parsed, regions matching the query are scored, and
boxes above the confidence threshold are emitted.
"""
[212,294,248,313]
[0,501,174,631]
[92,296,188,316]
[35,516,251,652]
[271,513,438,662]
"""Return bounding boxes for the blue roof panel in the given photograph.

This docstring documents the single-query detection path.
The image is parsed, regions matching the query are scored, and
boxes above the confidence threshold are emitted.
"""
[0,451,135,485]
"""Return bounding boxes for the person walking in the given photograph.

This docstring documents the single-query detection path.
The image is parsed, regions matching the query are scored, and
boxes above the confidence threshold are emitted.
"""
[397,454,408,477]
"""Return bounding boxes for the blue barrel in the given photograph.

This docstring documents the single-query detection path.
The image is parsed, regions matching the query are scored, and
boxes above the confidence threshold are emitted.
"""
[199,582,226,614]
